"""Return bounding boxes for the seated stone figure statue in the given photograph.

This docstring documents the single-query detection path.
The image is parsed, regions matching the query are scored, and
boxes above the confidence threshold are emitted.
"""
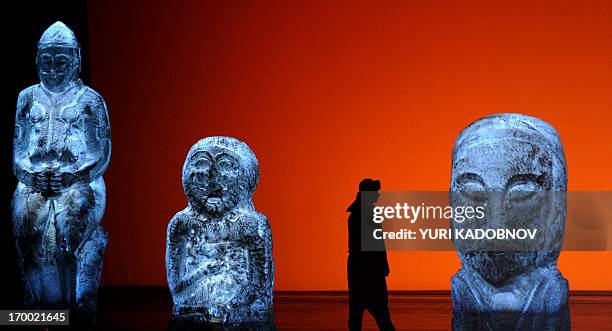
[166,136,274,328]
[450,113,569,330]
[12,22,111,322]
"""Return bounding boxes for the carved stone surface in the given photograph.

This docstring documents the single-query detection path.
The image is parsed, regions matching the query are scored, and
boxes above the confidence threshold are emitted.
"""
[450,113,569,330]
[12,22,111,320]
[166,136,274,328]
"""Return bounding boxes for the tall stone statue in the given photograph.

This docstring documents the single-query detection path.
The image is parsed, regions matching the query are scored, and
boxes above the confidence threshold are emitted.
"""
[12,22,111,321]
[450,113,569,330]
[166,137,274,329]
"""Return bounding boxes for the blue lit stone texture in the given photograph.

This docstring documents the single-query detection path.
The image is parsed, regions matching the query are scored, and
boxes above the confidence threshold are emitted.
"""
[166,137,274,328]
[12,22,111,321]
[450,113,569,330]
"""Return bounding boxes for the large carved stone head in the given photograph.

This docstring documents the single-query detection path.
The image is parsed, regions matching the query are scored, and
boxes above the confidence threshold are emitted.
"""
[182,136,259,218]
[451,113,567,286]
[37,21,81,93]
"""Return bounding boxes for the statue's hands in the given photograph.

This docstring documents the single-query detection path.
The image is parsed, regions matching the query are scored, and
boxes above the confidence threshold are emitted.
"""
[176,260,225,294]
[32,171,49,193]
[224,247,246,268]
[50,173,62,194]
[50,171,77,193]
[192,260,224,279]
[206,260,225,275]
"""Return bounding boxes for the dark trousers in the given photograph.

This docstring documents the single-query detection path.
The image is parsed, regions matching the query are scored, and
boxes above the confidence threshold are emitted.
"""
[348,255,395,331]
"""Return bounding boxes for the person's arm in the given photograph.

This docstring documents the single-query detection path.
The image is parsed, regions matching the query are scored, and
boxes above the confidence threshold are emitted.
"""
[83,91,111,182]
[56,89,112,189]
[13,88,40,189]
[233,213,273,308]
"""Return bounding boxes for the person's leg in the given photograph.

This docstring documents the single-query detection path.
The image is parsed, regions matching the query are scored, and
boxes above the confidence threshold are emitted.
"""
[368,276,395,331]
[12,183,45,305]
[348,255,365,331]
[348,288,365,331]
[54,180,106,320]
[72,181,107,321]
[75,226,107,323]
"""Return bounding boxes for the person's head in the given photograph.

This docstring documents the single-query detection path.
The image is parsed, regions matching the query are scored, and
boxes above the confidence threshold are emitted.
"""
[451,113,567,286]
[359,178,381,204]
[37,21,81,92]
[182,136,259,217]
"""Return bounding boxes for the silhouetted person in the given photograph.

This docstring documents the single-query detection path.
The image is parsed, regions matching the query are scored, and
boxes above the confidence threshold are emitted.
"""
[346,179,395,331]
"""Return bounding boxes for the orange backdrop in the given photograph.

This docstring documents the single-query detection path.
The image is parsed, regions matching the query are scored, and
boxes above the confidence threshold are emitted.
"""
[88,0,612,290]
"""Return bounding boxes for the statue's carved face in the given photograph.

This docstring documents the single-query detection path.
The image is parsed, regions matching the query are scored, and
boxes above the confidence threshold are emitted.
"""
[451,116,566,287]
[37,47,79,92]
[184,146,242,217]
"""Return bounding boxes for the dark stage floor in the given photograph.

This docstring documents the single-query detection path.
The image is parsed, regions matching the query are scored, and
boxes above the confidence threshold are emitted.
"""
[97,287,612,330]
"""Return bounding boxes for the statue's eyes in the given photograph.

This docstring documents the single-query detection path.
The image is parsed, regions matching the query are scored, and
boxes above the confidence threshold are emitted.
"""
[217,158,238,173]
[54,55,70,70]
[459,182,487,203]
[39,54,53,70]
[192,158,211,170]
[506,174,544,203]
[456,173,487,203]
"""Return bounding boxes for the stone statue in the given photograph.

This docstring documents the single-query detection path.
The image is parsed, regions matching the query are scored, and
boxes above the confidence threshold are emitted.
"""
[450,113,569,330]
[12,22,111,321]
[166,136,274,329]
